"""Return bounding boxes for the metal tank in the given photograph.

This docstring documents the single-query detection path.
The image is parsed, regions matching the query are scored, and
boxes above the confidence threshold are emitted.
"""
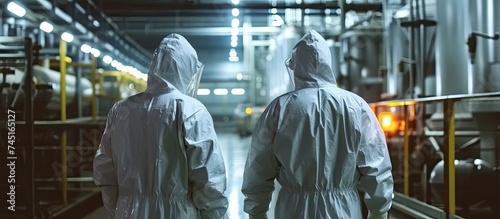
[340,18,384,103]
[429,159,498,210]
[265,25,301,103]
[468,0,500,185]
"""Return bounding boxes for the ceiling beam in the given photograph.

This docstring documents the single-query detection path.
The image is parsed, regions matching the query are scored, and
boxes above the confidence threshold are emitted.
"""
[100,2,382,16]
[123,26,282,36]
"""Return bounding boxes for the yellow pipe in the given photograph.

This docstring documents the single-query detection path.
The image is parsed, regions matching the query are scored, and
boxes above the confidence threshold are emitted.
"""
[444,100,456,216]
[91,56,97,122]
[99,72,105,95]
[403,105,410,196]
[59,40,68,206]
[116,74,122,101]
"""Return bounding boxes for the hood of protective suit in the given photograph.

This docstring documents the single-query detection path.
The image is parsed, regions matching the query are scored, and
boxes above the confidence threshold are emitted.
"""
[287,30,337,89]
[147,33,204,97]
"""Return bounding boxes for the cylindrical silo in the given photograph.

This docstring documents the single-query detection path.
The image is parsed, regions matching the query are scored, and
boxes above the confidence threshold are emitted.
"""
[435,0,471,96]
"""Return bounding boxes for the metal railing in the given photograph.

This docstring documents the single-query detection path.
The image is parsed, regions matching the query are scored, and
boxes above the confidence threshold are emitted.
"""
[370,91,500,218]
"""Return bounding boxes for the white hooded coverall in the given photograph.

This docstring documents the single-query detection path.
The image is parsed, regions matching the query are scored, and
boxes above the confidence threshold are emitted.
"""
[93,33,228,219]
[241,30,393,219]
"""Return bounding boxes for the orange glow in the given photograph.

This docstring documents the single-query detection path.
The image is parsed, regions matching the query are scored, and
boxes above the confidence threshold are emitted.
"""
[378,112,398,133]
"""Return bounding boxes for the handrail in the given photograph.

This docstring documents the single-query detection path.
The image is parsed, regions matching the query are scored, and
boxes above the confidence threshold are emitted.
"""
[370,91,500,107]
[369,91,500,219]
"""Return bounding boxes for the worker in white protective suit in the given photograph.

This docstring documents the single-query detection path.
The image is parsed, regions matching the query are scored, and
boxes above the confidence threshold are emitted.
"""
[241,30,393,219]
[93,33,228,219]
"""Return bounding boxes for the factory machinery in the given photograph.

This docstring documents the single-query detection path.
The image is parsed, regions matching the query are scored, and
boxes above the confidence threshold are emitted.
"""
[266,0,500,218]
[0,22,146,219]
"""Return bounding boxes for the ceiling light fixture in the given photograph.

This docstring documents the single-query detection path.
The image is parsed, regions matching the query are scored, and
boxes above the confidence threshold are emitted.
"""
[61,32,74,42]
[232,8,240,17]
[40,21,54,33]
[7,2,26,17]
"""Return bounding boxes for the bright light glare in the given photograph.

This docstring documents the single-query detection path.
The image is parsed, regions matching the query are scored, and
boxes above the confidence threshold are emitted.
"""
[382,115,392,127]
[40,21,54,33]
[232,8,239,17]
[231,35,238,41]
[111,60,119,67]
[325,17,332,24]
[214,88,228,95]
[80,44,92,53]
[61,32,74,42]
[91,48,101,57]
[7,2,26,17]
[231,41,238,47]
[394,9,409,18]
[231,28,239,35]
[231,18,240,28]
[236,73,243,81]
[103,55,113,64]
[231,0,240,5]
[231,88,245,95]
[93,20,100,27]
[197,89,210,96]
[271,8,278,14]
[229,49,237,57]
[229,56,239,62]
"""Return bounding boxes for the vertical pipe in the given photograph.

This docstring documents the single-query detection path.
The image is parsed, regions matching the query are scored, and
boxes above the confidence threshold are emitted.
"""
[408,0,414,98]
[59,39,68,205]
[75,52,82,118]
[443,99,456,217]
[24,37,36,219]
[91,55,97,121]
[403,104,410,196]
[340,0,346,31]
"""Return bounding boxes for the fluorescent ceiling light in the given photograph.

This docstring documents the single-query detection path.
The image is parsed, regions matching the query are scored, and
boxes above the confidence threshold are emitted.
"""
[91,48,101,57]
[229,49,237,57]
[231,18,240,28]
[103,55,113,64]
[231,35,237,41]
[7,2,26,17]
[40,21,54,33]
[111,60,119,67]
[214,88,228,95]
[231,0,240,5]
[61,32,74,42]
[80,44,92,53]
[231,88,245,95]
[232,8,240,17]
[271,8,278,14]
[93,20,100,27]
[197,89,211,96]
[231,41,238,47]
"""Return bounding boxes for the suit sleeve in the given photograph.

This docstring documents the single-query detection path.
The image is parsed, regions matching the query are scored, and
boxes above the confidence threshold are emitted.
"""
[241,103,280,217]
[93,104,119,219]
[356,102,394,216]
[183,107,229,219]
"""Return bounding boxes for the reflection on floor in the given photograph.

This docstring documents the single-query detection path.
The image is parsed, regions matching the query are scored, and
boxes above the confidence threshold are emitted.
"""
[218,132,280,219]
